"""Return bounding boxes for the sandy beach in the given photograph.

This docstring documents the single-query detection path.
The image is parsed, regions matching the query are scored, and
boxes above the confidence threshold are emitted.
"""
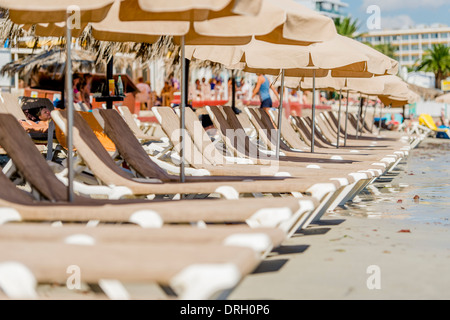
[230,137,450,300]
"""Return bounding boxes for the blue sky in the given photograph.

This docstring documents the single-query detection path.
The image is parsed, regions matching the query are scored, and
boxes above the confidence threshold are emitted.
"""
[343,0,450,31]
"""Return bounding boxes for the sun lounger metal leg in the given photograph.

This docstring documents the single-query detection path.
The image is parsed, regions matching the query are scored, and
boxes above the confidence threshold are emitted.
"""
[1,159,16,178]
[46,121,55,161]
[300,183,339,228]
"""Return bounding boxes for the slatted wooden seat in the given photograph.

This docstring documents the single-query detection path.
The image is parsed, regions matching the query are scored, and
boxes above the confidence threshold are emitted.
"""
[0,241,261,300]
[0,112,320,235]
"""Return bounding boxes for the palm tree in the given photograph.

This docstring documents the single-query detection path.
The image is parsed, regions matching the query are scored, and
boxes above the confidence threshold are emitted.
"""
[415,44,450,89]
[372,43,397,60]
[333,17,364,39]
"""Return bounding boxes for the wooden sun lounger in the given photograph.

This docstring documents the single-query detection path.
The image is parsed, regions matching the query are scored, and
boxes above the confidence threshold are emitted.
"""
[98,109,293,183]
[325,111,409,142]
[67,109,367,229]
[154,105,381,188]
[175,107,393,219]
[215,107,407,220]
[322,111,421,150]
[206,105,399,174]
[153,106,358,173]
[248,107,400,159]
[52,110,354,200]
[116,106,159,142]
[0,135,318,236]
[99,108,367,195]
[105,107,388,225]
[291,114,408,156]
[0,93,51,155]
[151,107,383,225]
[0,241,260,300]
[315,113,400,150]
[0,223,286,254]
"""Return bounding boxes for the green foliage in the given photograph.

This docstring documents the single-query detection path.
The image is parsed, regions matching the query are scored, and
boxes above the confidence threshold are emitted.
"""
[415,44,450,89]
[333,17,364,39]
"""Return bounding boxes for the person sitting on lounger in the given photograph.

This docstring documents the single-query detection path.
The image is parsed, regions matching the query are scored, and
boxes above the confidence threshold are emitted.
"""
[20,106,52,137]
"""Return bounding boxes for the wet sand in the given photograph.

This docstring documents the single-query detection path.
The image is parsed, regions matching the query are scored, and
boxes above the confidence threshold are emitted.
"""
[230,138,450,300]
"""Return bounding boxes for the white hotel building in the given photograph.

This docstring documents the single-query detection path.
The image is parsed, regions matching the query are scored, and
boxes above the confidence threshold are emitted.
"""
[357,24,450,69]
[295,0,349,19]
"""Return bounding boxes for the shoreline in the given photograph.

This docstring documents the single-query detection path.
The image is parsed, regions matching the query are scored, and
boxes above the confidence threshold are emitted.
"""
[229,138,450,300]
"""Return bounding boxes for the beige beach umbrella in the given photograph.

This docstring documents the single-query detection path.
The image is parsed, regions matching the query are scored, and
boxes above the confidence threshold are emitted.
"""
[87,0,339,174]
[86,0,285,181]
[0,0,265,193]
[0,0,116,202]
[2,0,114,24]
[120,0,337,45]
[186,34,397,154]
[436,93,450,104]
[90,0,284,46]
[0,0,274,185]
[30,0,336,46]
[330,37,398,77]
[118,0,264,22]
[301,75,411,141]
[187,35,369,77]
[379,90,420,107]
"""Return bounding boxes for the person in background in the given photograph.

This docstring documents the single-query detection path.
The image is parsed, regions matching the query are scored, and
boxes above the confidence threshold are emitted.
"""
[145,80,156,109]
[72,73,82,104]
[237,78,251,102]
[250,73,279,108]
[168,73,179,91]
[200,77,210,100]
[81,73,93,109]
[209,78,217,92]
[191,79,202,101]
[214,79,224,100]
[136,77,151,110]
[160,80,174,107]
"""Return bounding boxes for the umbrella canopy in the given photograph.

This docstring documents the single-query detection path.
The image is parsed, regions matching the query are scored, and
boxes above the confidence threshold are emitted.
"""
[0,0,114,24]
[119,0,264,22]
[329,37,398,77]
[0,0,272,188]
[120,0,337,45]
[90,0,283,46]
[435,93,450,104]
[379,90,420,107]
[299,75,403,96]
[186,34,395,153]
[29,0,271,45]
[186,35,370,77]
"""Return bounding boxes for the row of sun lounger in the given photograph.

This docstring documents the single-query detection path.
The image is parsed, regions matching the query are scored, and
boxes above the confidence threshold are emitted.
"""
[0,92,426,300]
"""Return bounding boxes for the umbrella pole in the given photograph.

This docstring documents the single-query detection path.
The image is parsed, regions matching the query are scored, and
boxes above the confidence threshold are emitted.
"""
[378,104,383,135]
[106,58,114,109]
[355,93,362,139]
[276,69,285,159]
[311,70,316,153]
[65,21,74,202]
[344,90,349,147]
[336,89,342,149]
[360,95,369,137]
[370,103,376,132]
[231,70,236,109]
[180,36,186,183]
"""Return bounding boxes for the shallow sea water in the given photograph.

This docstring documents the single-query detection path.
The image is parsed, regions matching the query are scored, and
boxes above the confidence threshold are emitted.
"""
[331,138,450,224]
